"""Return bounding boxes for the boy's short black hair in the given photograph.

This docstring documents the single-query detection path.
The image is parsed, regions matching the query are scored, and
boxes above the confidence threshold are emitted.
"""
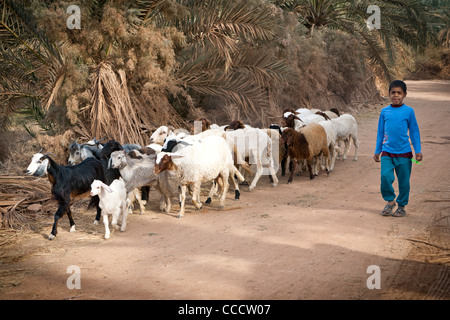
[389,80,407,93]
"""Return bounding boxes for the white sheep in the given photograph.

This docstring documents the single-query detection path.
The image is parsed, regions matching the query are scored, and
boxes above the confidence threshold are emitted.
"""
[162,128,252,200]
[224,127,279,191]
[330,114,359,161]
[154,135,244,218]
[90,178,129,239]
[318,120,340,172]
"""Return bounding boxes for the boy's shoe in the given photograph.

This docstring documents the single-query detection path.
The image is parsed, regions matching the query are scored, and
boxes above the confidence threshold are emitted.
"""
[381,202,396,216]
[392,206,407,217]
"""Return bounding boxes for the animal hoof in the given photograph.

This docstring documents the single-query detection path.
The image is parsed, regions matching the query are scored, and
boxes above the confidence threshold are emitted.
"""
[48,234,55,240]
[93,220,99,225]
[104,234,110,239]
[272,183,278,187]
[69,225,76,233]
[205,197,212,204]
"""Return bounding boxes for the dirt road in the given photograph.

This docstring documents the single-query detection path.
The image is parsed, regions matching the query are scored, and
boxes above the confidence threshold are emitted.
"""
[1,80,449,300]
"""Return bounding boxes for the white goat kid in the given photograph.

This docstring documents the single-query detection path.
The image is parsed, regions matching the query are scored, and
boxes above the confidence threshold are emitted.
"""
[90,178,129,239]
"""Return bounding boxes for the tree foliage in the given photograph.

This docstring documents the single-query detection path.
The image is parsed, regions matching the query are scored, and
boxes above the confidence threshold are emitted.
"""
[0,0,448,141]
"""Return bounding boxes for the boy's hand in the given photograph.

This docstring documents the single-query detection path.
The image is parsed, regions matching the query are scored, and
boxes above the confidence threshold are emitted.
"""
[415,152,423,162]
[373,153,381,162]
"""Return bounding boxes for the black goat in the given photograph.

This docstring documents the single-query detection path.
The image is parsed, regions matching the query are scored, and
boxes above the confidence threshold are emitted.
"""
[26,152,105,240]
[100,140,150,205]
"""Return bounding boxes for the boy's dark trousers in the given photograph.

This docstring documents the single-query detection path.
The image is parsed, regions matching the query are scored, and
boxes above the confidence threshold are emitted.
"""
[380,156,412,207]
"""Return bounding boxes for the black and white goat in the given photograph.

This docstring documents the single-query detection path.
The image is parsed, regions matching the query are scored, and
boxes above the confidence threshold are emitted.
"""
[68,138,106,165]
[26,151,105,240]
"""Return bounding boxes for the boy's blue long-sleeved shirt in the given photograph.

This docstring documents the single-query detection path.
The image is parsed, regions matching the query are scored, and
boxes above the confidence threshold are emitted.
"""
[375,104,421,155]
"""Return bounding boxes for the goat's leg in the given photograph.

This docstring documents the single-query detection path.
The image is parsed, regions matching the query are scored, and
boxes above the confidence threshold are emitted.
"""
[313,156,319,176]
[229,172,240,200]
[329,144,337,172]
[178,185,187,218]
[156,173,173,213]
[336,140,343,160]
[307,159,315,180]
[249,153,263,191]
[281,150,288,177]
[110,209,119,229]
[92,195,101,225]
[191,182,202,211]
[134,188,145,215]
[268,164,278,187]
[287,160,297,184]
[120,202,128,232]
[49,200,70,240]
[103,214,111,239]
[218,172,229,209]
[126,192,133,215]
[206,179,220,204]
[67,208,76,233]
[140,186,150,205]
[342,138,350,160]
[352,134,359,161]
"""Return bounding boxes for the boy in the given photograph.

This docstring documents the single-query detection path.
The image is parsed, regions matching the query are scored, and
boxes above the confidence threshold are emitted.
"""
[373,80,423,217]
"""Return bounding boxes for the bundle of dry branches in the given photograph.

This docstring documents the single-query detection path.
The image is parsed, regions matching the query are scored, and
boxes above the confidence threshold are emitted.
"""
[0,175,51,230]
[89,62,161,146]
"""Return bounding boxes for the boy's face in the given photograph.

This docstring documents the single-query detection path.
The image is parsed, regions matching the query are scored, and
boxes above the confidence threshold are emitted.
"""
[389,86,407,105]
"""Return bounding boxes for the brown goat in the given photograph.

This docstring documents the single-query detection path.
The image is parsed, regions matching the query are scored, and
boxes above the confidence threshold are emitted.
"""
[282,112,303,129]
[225,119,246,131]
[280,124,329,182]
[191,117,212,134]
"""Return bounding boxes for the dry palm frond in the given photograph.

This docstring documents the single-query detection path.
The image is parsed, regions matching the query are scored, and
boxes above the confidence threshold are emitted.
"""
[89,62,153,145]
[39,43,67,111]
[0,175,51,230]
